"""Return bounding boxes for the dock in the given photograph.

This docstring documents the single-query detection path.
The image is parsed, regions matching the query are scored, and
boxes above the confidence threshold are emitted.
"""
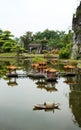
[6,73,28,78]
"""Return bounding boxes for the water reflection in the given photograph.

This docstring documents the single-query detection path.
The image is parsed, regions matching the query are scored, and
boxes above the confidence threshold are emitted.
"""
[69,75,81,127]
[63,74,81,127]
[33,107,59,113]
[27,72,81,129]
[0,60,81,130]
[7,77,18,87]
[35,78,58,92]
[64,76,77,85]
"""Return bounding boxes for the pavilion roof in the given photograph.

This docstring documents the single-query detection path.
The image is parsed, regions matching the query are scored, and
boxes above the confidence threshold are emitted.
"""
[7,65,17,70]
[45,67,58,72]
[64,65,75,69]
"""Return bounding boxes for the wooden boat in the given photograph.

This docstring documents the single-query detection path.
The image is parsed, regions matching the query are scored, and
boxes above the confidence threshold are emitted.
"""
[33,102,60,110]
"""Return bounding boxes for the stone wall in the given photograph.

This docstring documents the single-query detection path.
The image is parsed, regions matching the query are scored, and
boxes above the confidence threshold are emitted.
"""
[71,2,81,59]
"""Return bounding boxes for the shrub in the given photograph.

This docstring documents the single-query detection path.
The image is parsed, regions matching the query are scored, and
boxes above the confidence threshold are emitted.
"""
[42,50,48,54]
[59,43,72,59]
[59,48,70,59]
[32,56,46,63]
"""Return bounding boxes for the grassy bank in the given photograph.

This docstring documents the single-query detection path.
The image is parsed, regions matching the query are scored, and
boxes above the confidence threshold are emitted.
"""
[0,52,17,58]
[0,52,81,67]
[0,52,58,58]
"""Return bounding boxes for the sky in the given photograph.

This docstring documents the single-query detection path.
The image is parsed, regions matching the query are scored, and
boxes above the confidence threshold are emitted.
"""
[0,0,80,37]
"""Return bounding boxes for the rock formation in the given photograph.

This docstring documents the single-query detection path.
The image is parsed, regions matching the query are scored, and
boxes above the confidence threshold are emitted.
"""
[72,2,81,59]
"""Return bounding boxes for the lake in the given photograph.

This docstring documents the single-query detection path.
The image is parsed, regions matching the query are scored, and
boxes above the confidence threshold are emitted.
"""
[0,60,81,130]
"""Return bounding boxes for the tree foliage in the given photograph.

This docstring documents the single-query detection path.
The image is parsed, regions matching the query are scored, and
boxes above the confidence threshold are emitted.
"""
[0,29,18,52]
[59,30,73,59]
[20,31,33,50]
[0,28,73,58]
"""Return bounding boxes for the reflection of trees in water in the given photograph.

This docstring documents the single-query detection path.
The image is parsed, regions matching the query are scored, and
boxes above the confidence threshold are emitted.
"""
[35,78,58,92]
[24,59,31,73]
[0,59,27,77]
[0,60,10,77]
[69,75,81,127]
[64,76,77,85]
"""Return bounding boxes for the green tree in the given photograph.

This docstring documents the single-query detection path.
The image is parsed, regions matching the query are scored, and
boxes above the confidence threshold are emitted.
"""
[19,29,73,55]
[20,31,33,50]
[1,30,14,40]
[1,40,17,52]
[59,42,72,59]
[0,29,18,52]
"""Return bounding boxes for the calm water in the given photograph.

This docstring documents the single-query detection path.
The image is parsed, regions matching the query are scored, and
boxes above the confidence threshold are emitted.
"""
[0,69,81,130]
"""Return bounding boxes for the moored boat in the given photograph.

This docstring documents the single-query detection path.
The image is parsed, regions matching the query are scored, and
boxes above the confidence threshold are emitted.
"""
[33,102,60,110]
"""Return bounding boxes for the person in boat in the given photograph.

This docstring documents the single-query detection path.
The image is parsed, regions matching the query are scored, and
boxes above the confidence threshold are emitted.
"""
[44,102,55,108]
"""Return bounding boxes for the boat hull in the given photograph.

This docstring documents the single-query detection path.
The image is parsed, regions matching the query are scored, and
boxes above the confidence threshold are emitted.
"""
[34,103,59,110]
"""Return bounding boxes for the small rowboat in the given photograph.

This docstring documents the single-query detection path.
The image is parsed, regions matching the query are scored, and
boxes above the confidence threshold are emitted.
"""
[33,102,60,110]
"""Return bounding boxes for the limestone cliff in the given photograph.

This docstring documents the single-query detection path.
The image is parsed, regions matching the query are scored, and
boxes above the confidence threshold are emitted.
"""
[72,2,81,59]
